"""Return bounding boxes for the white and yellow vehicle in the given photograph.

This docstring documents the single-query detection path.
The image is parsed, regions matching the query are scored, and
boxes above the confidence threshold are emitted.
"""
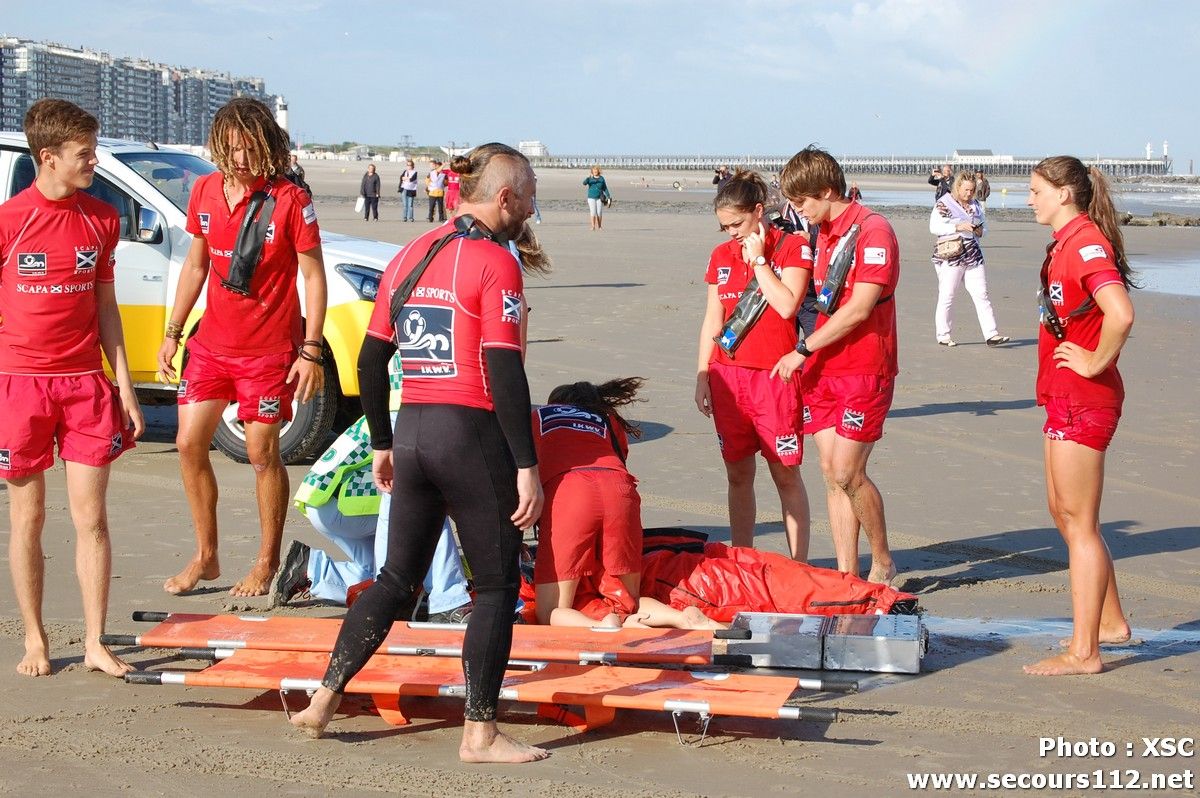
[0,132,395,463]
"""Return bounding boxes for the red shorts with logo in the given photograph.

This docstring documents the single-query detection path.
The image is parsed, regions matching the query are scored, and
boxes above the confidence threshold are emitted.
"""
[534,468,643,584]
[802,373,894,443]
[572,572,639,622]
[1042,397,1120,452]
[0,373,134,479]
[179,338,296,424]
[708,360,803,465]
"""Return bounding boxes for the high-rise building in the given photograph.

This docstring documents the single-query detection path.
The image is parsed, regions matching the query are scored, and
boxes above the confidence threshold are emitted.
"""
[0,37,279,145]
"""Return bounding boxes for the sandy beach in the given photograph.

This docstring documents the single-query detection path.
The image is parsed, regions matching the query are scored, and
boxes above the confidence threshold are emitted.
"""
[1,160,1197,797]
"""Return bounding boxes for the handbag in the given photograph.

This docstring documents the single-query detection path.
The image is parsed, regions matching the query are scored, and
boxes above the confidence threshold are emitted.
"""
[934,235,965,261]
[354,196,365,214]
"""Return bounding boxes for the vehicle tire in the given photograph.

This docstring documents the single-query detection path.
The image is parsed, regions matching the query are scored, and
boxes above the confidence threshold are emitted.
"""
[211,358,339,465]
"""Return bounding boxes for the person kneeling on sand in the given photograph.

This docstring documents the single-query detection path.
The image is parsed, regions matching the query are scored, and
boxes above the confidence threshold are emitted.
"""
[0,99,145,677]
[531,378,727,632]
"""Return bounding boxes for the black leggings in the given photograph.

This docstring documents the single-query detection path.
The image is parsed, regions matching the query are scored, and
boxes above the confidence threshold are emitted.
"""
[321,403,522,722]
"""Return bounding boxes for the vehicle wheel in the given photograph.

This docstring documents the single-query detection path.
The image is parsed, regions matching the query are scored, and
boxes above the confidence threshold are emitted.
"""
[211,358,339,465]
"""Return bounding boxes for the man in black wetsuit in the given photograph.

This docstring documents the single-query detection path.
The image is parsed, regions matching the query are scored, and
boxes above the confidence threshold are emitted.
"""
[289,143,548,764]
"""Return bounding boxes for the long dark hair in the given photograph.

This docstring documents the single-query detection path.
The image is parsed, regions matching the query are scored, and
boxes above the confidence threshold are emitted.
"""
[546,377,645,438]
[1034,156,1137,289]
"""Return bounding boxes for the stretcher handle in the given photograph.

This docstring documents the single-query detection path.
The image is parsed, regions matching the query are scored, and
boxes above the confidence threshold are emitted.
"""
[175,648,220,661]
[100,634,138,646]
[796,675,859,694]
[795,707,838,723]
[125,672,164,685]
[712,628,752,640]
[132,611,170,623]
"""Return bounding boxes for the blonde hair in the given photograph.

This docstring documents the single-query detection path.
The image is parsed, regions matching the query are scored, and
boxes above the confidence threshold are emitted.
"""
[450,142,532,204]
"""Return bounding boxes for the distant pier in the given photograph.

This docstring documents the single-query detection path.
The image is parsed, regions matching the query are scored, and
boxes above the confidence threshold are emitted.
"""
[530,154,1171,178]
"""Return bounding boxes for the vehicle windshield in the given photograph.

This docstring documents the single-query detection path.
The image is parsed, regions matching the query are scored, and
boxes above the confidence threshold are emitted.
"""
[113,150,218,213]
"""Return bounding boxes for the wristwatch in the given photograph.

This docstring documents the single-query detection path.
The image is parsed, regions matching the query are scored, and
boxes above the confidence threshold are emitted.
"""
[753,255,767,267]
[795,339,813,357]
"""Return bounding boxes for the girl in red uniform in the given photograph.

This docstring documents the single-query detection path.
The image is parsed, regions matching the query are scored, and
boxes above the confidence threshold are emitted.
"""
[1025,156,1136,676]
[695,170,812,559]
[533,378,721,630]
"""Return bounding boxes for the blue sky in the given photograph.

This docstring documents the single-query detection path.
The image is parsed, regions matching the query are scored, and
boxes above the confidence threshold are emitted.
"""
[5,0,1198,167]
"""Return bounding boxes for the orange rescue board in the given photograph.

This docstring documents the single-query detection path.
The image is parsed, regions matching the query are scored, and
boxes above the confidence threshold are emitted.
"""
[138,649,810,729]
[123,613,715,665]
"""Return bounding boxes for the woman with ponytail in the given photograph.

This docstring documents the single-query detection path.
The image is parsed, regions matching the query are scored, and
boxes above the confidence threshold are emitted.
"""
[1025,156,1136,676]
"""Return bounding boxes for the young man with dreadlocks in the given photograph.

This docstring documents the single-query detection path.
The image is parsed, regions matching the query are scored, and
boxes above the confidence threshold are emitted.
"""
[156,98,327,597]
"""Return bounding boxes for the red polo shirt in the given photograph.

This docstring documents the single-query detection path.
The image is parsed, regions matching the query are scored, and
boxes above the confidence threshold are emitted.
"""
[809,202,900,378]
[705,225,812,370]
[0,186,118,374]
[185,172,321,357]
[532,406,629,483]
[366,222,524,411]
[1036,213,1126,408]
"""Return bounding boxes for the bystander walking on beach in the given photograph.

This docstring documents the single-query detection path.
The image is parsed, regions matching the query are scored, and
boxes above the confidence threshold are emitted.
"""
[583,165,610,230]
[929,170,1009,347]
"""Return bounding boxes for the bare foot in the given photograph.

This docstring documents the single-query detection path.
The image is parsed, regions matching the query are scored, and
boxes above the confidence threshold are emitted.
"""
[290,687,342,739]
[1023,651,1104,676]
[867,561,898,586]
[84,643,134,678]
[163,556,220,594]
[680,606,729,631]
[1059,622,1132,649]
[230,559,276,597]
[460,722,549,764]
[17,633,51,677]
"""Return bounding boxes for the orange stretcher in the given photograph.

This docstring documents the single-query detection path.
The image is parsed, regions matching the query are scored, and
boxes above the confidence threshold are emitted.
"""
[104,611,721,665]
[125,648,838,737]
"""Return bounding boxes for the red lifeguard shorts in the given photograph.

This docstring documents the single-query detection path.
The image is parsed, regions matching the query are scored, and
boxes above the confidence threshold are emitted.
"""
[573,572,639,622]
[178,338,296,424]
[708,360,803,465]
[802,373,894,443]
[1042,397,1120,452]
[0,372,134,479]
[534,468,643,585]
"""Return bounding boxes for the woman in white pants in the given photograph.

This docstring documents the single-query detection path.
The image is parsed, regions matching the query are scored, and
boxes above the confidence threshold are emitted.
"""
[930,171,1010,347]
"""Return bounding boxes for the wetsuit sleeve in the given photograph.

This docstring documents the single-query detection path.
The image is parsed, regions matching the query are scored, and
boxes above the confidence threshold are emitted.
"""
[484,348,537,468]
[358,334,397,449]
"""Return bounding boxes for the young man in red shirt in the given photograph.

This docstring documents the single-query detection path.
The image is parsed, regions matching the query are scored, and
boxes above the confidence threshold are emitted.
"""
[156,98,327,597]
[0,98,145,677]
[771,146,899,585]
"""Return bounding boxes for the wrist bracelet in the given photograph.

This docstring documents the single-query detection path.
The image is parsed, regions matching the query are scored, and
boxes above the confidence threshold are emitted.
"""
[165,320,184,341]
[301,339,322,349]
[298,349,325,364]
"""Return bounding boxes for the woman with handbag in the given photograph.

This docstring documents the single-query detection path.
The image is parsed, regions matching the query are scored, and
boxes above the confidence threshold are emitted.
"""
[929,171,1009,347]
[695,170,812,560]
[1024,156,1135,676]
[582,165,610,231]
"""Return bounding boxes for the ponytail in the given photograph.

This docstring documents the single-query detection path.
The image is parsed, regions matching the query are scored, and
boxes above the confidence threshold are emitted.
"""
[1033,157,1137,289]
[546,377,646,438]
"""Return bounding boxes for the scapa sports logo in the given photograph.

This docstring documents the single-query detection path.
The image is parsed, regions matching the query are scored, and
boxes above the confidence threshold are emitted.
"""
[396,305,456,378]
[0,449,10,470]
[717,266,731,285]
[258,397,281,418]
[802,405,812,425]
[198,213,210,234]
[501,291,522,325]
[775,434,799,457]
[265,222,276,243]
[109,433,123,457]
[176,379,188,398]
[537,405,607,438]
[17,253,47,276]
[841,408,865,431]
[75,249,98,272]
